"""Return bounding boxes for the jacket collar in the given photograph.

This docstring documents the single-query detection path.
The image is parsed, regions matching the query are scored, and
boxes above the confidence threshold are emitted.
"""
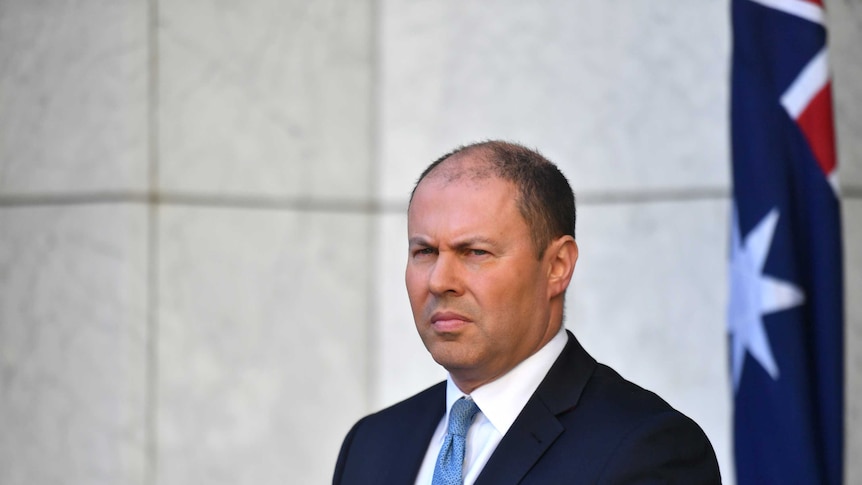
[473,330,596,485]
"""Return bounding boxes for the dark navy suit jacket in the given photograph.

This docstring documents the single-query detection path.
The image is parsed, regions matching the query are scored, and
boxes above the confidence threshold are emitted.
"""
[334,331,721,484]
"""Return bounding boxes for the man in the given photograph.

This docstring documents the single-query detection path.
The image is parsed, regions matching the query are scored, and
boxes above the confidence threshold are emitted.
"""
[334,141,721,484]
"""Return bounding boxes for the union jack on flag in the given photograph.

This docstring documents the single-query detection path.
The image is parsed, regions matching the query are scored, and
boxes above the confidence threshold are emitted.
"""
[729,0,843,484]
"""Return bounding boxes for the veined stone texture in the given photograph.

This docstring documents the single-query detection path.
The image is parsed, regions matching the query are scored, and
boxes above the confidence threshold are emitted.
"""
[378,0,730,203]
[0,0,148,194]
[156,207,368,485]
[0,206,148,485]
[158,0,373,199]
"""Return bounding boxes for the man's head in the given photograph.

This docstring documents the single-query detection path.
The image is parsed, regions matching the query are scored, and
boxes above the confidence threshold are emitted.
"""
[410,141,576,258]
[406,141,578,393]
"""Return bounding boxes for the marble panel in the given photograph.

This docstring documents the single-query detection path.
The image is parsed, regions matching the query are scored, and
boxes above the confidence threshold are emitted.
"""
[844,199,862,485]
[378,1,730,202]
[0,0,148,194]
[829,0,862,189]
[372,200,733,480]
[158,0,373,200]
[157,207,369,485]
[0,205,148,485]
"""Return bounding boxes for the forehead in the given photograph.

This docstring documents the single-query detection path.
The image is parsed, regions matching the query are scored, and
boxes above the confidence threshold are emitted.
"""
[408,175,526,237]
[411,171,514,206]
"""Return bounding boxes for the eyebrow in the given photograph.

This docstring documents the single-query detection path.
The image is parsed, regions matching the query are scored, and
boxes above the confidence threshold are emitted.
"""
[408,236,497,249]
[408,237,431,247]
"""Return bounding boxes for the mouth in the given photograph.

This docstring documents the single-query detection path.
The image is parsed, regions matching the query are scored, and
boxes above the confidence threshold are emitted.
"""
[430,311,471,332]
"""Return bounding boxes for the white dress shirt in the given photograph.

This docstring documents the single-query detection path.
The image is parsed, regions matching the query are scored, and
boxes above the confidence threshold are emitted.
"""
[414,327,568,485]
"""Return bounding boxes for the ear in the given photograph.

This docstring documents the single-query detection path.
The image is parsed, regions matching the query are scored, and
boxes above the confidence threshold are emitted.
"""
[546,236,578,299]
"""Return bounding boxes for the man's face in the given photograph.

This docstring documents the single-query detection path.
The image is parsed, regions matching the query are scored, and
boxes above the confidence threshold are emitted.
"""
[406,173,559,392]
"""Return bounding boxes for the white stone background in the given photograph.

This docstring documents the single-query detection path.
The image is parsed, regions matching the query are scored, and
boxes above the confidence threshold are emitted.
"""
[0,1,859,484]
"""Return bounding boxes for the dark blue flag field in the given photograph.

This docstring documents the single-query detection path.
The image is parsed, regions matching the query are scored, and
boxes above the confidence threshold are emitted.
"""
[729,0,843,484]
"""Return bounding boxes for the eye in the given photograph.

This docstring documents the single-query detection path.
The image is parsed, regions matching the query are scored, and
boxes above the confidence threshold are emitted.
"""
[413,247,436,257]
[468,249,489,256]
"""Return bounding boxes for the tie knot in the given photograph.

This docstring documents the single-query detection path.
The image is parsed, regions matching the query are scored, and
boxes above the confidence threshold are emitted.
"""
[448,398,480,437]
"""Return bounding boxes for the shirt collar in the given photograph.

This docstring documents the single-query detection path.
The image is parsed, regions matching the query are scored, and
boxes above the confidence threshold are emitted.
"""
[444,327,568,436]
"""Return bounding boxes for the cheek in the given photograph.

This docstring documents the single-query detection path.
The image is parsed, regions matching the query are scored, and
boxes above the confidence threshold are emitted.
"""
[484,273,543,320]
[405,265,419,292]
[405,269,426,308]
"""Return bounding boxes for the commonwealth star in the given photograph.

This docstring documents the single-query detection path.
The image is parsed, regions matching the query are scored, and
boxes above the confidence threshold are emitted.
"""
[728,207,805,391]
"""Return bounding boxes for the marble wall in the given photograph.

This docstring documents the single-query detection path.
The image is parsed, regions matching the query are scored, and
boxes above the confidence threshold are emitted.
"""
[1,1,149,484]
[0,1,860,484]
[1,0,373,484]
[155,2,373,483]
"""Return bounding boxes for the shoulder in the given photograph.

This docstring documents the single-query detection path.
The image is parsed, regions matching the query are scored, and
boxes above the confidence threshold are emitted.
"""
[353,381,445,433]
[333,382,445,485]
[581,362,681,420]
[548,334,700,431]
[568,363,721,483]
[574,361,712,448]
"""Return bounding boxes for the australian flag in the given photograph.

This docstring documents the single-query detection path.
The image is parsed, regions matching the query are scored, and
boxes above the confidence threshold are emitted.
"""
[729,0,844,484]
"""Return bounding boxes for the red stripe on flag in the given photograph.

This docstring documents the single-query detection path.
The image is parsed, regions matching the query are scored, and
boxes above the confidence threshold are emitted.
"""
[796,83,837,175]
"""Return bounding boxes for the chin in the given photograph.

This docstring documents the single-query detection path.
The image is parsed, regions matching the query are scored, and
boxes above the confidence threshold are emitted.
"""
[428,344,479,372]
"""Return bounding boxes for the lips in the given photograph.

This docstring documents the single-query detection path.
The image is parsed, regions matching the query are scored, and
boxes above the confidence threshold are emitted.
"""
[430,311,471,332]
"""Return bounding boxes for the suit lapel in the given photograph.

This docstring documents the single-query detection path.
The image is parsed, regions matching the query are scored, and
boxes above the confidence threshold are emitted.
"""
[473,331,596,485]
[472,397,563,485]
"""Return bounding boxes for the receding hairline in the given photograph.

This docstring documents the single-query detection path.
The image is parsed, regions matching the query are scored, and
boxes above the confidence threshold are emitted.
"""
[415,146,499,188]
[409,143,528,203]
[409,140,576,259]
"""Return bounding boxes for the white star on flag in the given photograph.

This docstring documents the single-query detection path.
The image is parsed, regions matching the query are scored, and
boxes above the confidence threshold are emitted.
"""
[729,207,805,391]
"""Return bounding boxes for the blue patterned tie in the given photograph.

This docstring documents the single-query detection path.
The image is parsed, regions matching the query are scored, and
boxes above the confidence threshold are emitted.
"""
[432,397,480,485]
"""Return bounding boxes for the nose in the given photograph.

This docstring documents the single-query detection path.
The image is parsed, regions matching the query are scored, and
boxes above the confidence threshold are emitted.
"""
[427,252,462,296]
